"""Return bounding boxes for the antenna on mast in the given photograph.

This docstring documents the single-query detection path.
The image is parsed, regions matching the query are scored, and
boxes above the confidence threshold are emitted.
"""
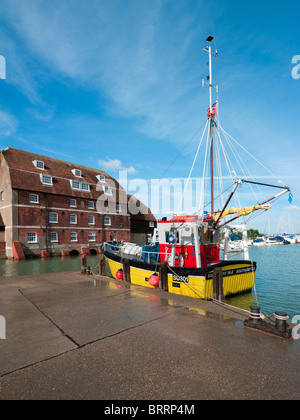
[202,36,218,115]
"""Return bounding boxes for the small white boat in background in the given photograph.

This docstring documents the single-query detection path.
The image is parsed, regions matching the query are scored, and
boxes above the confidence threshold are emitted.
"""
[253,237,265,247]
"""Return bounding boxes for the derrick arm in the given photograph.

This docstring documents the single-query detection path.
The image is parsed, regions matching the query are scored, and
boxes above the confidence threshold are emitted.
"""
[214,179,291,230]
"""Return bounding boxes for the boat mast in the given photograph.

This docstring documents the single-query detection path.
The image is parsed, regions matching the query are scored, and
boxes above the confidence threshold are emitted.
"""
[203,36,218,216]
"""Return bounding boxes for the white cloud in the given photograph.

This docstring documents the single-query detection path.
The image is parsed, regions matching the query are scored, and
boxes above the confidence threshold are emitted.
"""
[0,110,18,137]
[98,157,136,174]
[285,205,300,211]
[1,0,204,142]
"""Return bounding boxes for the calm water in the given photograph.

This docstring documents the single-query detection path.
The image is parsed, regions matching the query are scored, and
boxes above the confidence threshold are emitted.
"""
[0,245,299,319]
[226,245,300,319]
[0,255,103,278]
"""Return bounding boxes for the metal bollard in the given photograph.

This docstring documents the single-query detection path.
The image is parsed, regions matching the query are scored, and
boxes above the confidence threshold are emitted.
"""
[249,306,262,324]
[274,312,289,332]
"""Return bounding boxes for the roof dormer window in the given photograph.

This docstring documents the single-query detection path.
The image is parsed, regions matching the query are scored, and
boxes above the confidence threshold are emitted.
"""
[71,169,82,177]
[40,174,53,186]
[70,179,90,192]
[33,160,44,170]
[96,174,106,183]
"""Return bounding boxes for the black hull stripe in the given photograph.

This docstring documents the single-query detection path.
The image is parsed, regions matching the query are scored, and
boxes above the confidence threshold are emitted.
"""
[103,250,256,277]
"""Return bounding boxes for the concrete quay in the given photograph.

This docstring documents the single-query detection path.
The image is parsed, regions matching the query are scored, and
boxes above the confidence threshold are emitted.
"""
[0,270,299,400]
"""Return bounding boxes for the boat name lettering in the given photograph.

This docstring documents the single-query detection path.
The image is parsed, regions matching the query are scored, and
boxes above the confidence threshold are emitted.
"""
[236,267,253,274]
[206,266,255,279]
[173,275,189,284]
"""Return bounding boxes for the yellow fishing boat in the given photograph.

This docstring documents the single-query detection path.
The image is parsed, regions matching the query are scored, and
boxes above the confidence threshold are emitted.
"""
[102,36,290,301]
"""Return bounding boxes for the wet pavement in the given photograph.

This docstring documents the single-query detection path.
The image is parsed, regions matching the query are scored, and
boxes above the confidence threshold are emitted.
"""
[0,271,299,400]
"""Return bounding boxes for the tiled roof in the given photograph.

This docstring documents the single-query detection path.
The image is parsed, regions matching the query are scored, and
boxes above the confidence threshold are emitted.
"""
[1,147,156,221]
[2,147,121,200]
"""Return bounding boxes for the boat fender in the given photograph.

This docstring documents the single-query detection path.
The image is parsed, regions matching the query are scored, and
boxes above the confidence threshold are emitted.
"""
[149,272,159,287]
[116,268,124,280]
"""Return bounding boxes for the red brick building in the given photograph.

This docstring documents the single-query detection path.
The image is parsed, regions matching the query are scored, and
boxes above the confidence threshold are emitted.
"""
[0,148,156,259]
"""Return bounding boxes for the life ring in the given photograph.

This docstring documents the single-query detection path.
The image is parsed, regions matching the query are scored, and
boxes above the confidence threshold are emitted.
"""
[165,250,184,267]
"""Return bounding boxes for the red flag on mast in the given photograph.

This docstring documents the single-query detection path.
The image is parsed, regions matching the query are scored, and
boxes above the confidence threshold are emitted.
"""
[207,102,218,117]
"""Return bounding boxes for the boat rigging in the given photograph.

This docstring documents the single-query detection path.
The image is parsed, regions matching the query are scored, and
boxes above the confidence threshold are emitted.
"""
[102,35,291,302]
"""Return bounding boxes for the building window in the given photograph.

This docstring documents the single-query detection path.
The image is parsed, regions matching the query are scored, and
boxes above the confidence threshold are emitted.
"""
[81,182,90,191]
[70,180,90,192]
[29,194,39,203]
[88,215,95,225]
[0,191,4,201]
[104,216,111,226]
[71,180,80,190]
[49,212,58,223]
[149,221,155,228]
[27,232,37,243]
[70,232,77,242]
[96,174,106,182]
[50,232,58,242]
[103,186,112,195]
[33,160,44,170]
[116,204,121,212]
[41,174,53,186]
[71,169,82,177]
[88,232,96,242]
[70,199,77,207]
[88,201,94,209]
[70,214,77,224]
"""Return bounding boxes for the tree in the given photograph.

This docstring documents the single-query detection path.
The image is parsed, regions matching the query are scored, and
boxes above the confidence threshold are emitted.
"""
[247,229,263,237]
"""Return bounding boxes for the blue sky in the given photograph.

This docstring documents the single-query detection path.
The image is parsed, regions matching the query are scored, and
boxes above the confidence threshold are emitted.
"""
[0,0,300,233]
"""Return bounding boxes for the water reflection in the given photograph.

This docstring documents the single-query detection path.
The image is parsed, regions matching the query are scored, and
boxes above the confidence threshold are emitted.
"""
[0,255,103,279]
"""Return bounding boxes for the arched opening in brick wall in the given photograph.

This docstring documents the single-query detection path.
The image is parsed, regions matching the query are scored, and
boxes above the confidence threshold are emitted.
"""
[69,249,80,256]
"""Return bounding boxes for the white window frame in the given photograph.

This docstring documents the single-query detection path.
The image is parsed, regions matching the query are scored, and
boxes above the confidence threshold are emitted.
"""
[104,216,111,226]
[50,232,58,243]
[70,180,90,192]
[96,174,106,183]
[103,185,112,195]
[88,201,94,209]
[27,232,37,243]
[0,191,4,201]
[33,160,44,170]
[40,174,53,186]
[70,214,77,224]
[70,180,81,190]
[70,232,78,242]
[88,232,96,242]
[88,215,95,225]
[49,212,58,223]
[71,169,82,177]
[116,204,121,213]
[29,193,39,204]
[81,182,90,192]
[70,199,77,207]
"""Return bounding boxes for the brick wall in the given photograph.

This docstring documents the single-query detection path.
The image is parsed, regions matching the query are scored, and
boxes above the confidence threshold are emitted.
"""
[17,189,131,254]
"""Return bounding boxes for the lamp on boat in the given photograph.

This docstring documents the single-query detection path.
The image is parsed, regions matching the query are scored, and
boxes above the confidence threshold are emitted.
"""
[168,235,175,244]
[149,273,159,287]
[116,268,124,280]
